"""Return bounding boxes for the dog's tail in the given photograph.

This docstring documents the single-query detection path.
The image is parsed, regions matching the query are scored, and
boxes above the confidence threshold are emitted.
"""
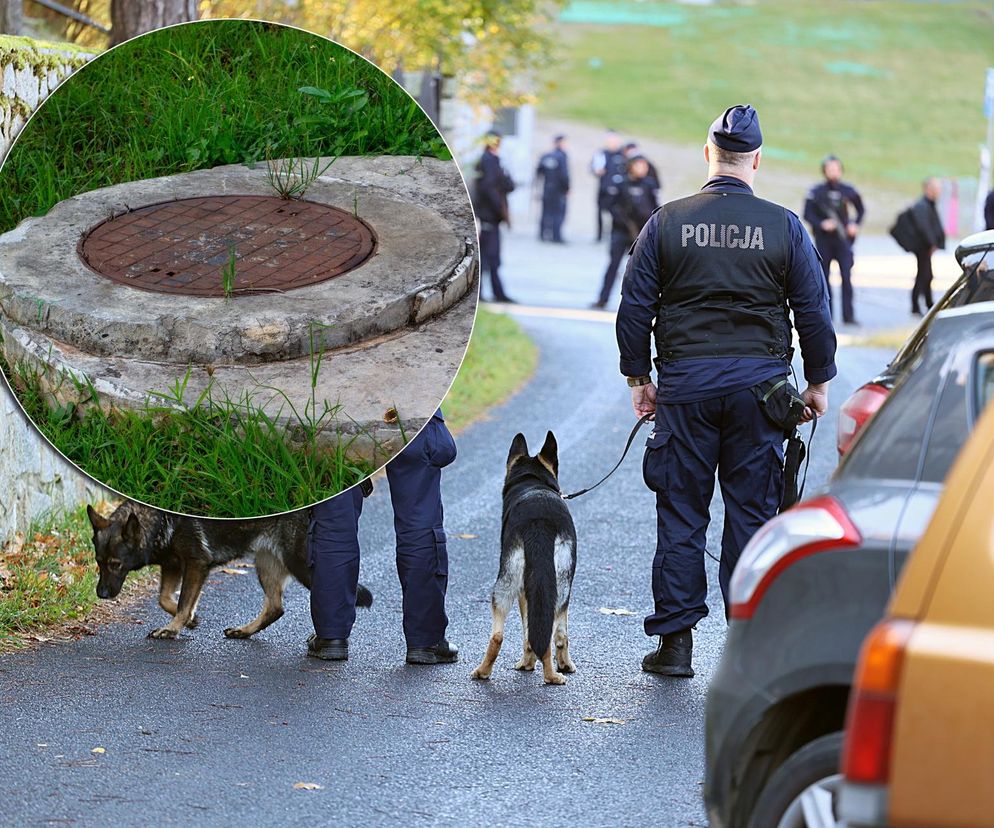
[525,526,558,659]
[356,583,374,608]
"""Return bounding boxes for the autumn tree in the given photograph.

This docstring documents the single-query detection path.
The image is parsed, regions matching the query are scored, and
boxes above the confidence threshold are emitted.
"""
[202,0,565,107]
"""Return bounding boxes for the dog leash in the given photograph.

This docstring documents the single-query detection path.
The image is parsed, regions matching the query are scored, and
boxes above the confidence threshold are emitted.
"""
[561,413,655,500]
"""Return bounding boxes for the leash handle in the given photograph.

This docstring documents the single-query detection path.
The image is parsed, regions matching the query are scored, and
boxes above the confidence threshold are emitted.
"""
[797,412,817,502]
[562,413,654,500]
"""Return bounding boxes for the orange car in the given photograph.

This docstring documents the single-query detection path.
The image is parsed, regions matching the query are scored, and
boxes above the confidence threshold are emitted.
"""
[840,358,994,828]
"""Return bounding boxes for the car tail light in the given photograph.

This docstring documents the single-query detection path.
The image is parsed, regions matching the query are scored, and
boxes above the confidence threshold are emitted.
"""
[729,496,862,620]
[838,383,889,457]
[842,619,916,785]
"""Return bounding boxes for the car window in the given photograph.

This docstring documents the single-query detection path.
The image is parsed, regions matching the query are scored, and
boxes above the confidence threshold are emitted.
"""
[919,350,994,484]
[975,352,994,417]
[920,365,969,483]
[841,357,939,482]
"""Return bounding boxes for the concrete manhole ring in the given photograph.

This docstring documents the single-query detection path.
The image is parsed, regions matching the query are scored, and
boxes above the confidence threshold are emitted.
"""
[77,195,376,297]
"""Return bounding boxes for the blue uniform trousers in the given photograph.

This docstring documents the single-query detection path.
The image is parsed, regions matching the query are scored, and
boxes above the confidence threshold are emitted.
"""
[308,485,364,640]
[597,229,632,306]
[540,194,566,242]
[479,222,510,302]
[642,386,784,636]
[815,235,855,323]
[308,414,457,647]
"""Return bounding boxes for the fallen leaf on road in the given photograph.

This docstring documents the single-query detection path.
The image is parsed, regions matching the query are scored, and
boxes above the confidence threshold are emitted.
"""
[91,747,106,754]
[598,607,635,616]
[293,782,324,791]
[454,533,478,540]
[221,568,249,575]
[582,717,626,725]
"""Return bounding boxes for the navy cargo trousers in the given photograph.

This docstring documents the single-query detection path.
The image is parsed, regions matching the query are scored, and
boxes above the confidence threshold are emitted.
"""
[642,386,784,636]
[308,412,457,648]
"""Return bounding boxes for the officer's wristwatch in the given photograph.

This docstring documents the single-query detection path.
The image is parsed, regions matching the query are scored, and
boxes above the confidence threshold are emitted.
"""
[626,375,652,387]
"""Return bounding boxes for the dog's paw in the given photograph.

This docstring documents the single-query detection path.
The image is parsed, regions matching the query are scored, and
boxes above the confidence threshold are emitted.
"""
[544,671,567,686]
[557,659,577,674]
[148,627,179,640]
[185,615,200,630]
[223,627,252,639]
[470,667,491,680]
[513,659,537,671]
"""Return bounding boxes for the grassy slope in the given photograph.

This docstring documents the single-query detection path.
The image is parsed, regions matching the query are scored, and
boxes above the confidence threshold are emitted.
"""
[546,0,993,185]
[442,307,538,433]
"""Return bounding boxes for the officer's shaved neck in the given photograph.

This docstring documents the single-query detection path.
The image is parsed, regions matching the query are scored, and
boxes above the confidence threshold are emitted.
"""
[704,141,761,186]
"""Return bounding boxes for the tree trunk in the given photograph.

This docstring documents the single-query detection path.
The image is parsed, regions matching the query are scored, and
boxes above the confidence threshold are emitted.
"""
[110,0,198,47]
[0,0,23,35]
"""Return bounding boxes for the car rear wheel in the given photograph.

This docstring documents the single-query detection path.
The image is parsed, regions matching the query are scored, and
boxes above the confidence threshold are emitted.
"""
[746,732,844,828]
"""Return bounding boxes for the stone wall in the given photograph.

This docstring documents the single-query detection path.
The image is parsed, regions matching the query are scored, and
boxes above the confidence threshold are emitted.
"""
[1,35,100,544]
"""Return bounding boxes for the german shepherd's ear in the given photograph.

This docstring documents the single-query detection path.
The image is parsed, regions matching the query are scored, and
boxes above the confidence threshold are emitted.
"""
[86,504,109,532]
[123,512,142,546]
[538,431,558,476]
[507,432,529,468]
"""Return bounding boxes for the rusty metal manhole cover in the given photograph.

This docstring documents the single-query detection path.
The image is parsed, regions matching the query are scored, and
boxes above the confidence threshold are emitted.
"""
[77,195,376,297]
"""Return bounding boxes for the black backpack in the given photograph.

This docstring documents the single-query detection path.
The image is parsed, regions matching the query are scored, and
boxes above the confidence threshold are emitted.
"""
[889,206,920,253]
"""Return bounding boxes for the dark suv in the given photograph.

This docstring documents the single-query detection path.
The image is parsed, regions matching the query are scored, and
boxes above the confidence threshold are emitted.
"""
[704,233,994,828]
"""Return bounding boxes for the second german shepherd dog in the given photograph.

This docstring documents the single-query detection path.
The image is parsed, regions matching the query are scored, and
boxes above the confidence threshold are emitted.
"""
[87,501,372,639]
[471,431,578,685]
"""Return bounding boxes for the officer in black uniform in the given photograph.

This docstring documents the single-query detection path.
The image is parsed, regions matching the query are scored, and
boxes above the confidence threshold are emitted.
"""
[473,131,516,303]
[536,134,570,243]
[591,130,626,242]
[593,155,658,309]
[803,155,865,325]
[308,411,459,664]
[616,105,837,677]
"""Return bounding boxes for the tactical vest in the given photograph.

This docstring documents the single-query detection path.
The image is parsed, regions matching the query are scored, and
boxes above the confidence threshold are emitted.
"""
[654,192,791,363]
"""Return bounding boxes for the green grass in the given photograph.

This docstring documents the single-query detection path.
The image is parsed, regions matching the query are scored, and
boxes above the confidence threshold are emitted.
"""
[0,20,448,232]
[3,352,374,518]
[547,0,993,185]
[0,504,150,651]
[442,308,538,433]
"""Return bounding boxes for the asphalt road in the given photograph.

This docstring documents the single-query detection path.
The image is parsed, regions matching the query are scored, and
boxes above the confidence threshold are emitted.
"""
[0,301,890,827]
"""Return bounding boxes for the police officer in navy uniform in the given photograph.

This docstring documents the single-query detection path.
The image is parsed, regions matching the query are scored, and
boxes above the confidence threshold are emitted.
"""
[536,135,570,243]
[591,130,627,242]
[473,132,516,303]
[307,410,458,664]
[593,155,659,309]
[803,155,865,325]
[616,105,837,677]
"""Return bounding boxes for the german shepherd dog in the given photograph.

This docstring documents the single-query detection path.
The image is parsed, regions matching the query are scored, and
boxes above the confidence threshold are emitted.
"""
[87,501,372,640]
[471,432,578,685]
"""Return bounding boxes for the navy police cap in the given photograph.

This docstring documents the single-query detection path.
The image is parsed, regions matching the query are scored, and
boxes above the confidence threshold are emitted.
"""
[709,104,762,153]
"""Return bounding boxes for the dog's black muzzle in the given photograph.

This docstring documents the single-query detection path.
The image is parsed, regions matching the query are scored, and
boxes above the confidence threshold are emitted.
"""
[96,573,124,599]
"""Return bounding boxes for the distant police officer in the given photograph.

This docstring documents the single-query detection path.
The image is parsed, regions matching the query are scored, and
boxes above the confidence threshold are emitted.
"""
[473,131,516,303]
[803,155,865,325]
[616,105,837,677]
[591,129,626,242]
[308,411,458,665]
[593,155,659,310]
[536,134,570,243]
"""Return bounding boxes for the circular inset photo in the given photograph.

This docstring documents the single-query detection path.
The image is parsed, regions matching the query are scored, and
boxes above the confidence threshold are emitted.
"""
[0,19,478,518]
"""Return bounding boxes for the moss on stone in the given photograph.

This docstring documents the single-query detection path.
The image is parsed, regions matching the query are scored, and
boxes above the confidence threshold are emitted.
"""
[0,34,95,79]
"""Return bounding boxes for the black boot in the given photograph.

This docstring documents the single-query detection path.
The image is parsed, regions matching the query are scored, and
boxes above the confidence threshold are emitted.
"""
[642,630,694,677]
[307,634,348,661]
[406,639,459,665]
